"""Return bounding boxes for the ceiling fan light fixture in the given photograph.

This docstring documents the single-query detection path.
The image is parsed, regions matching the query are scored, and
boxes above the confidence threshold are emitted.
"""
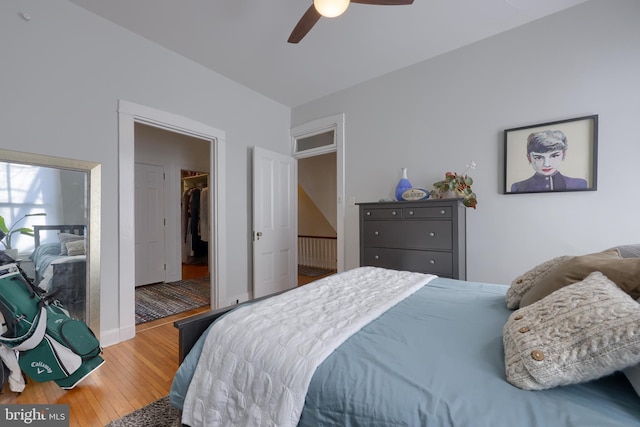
[313,0,350,18]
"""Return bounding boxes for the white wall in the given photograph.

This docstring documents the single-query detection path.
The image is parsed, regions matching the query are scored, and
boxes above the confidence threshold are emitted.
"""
[292,0,640,284]
[1,0,291,344]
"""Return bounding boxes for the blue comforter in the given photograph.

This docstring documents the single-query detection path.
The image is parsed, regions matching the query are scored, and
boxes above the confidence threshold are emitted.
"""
[171,277,640,426]
[31,242,63,275]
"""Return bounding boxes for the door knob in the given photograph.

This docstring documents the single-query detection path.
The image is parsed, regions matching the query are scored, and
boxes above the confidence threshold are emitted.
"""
[256,231,263,240]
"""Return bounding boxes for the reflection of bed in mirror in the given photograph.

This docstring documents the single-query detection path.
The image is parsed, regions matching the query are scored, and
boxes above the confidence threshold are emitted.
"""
[31,225,87,321]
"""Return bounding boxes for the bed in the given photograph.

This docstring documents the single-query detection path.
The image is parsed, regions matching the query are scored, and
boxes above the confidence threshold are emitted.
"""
[30,225,87,321]
[170,247,640,427]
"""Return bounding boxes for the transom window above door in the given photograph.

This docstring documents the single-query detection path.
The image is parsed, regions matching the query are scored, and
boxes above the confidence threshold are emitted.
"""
[293,129,336,158]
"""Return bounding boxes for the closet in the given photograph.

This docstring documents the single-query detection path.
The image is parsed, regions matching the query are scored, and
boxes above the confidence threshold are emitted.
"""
[181,171,209,267]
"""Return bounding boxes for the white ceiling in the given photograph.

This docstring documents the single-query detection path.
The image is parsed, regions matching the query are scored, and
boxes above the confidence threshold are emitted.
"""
[68,0,588,108]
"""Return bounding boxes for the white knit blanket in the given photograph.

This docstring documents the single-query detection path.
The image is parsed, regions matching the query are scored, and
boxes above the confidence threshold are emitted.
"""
[182,267,435,427]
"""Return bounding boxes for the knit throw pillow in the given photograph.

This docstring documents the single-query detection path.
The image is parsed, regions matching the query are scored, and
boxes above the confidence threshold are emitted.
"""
[505,256,571,309]
[504,271,640,391]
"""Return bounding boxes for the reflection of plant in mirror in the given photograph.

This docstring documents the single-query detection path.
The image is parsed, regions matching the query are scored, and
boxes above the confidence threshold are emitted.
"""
[0,213,47,249]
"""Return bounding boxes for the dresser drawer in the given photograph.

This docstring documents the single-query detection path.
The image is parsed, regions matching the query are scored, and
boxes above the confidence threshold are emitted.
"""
[362,206,452,220]
[362,208,402,220]
[403,206,451,219]
[363,220,452,250]
[362,247,453,276]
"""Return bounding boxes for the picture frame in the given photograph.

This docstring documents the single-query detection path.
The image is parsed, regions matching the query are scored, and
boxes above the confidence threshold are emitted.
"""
[503,115,598,194]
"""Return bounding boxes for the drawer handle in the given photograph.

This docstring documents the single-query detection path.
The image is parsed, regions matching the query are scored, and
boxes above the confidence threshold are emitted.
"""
[440,209,446,215]
[429,232,435,237]
[392,211,397,216]
[408,210,414,216]
[374,255,380,260]
[429,259,435,264]
[366,211,372,216]
[374,231,380,236]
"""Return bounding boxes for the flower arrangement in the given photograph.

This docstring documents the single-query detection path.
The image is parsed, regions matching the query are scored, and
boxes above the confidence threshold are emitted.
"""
[430,161,477,209]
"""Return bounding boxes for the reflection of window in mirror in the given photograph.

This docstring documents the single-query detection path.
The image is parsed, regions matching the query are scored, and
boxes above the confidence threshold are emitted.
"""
[0,161,86,254]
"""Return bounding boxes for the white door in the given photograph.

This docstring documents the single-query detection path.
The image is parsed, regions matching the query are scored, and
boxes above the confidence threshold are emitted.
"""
[135,163,166,286]
[252,146,297,298]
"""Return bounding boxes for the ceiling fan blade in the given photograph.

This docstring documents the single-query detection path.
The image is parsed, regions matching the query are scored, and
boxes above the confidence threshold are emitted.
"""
[288,5,322,44]
[350,0,414,5]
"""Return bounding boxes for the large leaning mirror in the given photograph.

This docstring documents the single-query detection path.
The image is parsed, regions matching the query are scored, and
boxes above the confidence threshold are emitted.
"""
[0,149,101,336]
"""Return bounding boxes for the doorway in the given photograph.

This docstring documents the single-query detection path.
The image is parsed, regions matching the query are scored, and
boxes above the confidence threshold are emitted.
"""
[117,100,227,344]
[291,114,345,284]
[133,125,211,324]
[297,152,337,285]
[181,170,209,281]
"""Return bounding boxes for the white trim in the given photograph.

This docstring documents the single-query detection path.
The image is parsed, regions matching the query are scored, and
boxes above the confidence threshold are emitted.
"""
[291,114,345,272]
[116,100,226,344]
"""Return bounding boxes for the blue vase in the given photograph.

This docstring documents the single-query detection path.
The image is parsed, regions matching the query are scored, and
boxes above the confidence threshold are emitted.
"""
[395,168,412,201]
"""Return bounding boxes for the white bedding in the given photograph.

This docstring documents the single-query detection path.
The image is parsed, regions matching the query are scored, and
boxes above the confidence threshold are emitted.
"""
[181,267,435,427]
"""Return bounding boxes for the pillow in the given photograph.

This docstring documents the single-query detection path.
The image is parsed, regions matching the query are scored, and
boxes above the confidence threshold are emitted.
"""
[65,239,85,256]
[506,256,571,309]
[518,248,640,307]
[610,244,640,259]
[58,232,83,256]
[504,271,640,391]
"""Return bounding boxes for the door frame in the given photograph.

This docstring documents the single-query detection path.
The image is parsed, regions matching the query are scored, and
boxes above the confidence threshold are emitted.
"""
[291,114,345,272]
[117,100,226,343]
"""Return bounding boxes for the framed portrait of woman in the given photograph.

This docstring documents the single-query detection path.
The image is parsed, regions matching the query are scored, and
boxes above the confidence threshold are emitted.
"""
[503,115,598,194]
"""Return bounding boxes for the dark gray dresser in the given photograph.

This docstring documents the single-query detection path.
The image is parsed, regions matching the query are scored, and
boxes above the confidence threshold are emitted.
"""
[358,199,466,279]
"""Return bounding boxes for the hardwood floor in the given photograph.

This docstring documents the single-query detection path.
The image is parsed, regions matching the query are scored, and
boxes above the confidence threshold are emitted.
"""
[0,306,209,427]
[298,271,336,286]
[182,262,208,280]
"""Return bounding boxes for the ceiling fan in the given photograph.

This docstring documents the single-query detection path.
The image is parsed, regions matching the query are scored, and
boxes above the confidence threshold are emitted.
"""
[288,0,414,44]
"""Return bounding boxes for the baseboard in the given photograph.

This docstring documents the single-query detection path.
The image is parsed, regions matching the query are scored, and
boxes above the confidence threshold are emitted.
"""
[100,324,135,347]
[223,292,250,308]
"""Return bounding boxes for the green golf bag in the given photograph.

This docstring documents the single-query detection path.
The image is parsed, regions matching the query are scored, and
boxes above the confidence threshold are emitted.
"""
[0,261,104,390]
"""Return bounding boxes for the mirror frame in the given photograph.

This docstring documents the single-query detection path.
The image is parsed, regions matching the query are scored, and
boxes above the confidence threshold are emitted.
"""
[0,148,101,337]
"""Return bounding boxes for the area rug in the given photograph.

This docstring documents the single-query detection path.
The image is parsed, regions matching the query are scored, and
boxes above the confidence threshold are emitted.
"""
[135,276,210,324]
[298,265,336,277]
[106,396,181,427]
